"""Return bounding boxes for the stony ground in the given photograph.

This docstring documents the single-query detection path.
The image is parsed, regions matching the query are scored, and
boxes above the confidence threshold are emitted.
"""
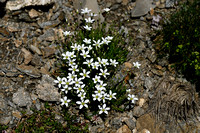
[0,0,200,133]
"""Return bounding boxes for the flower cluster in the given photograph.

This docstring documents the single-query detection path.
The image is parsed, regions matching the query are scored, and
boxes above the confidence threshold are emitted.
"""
[55,7,139,115]
[54,8,120,115]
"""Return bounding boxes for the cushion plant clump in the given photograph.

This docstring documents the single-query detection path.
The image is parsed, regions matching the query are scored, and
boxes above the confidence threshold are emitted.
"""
[54,7,139,116]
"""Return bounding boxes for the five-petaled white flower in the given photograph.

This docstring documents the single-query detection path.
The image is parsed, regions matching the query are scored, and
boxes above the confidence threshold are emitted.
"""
[68,59,76,66]
[93,39,102,48]
[127,94,138,104]
[62,51,71,60]
[83,58,94,67]
[68,65,79,74]
[101,37,111,45]
[99,69,110,78]
[103,8,110,12]
[62,78,74,88]
[80,69,90,79]
[133,62,141,69]
[85,17,95,23]
[89,13,97,17]
[92,94,101,101]
[83,25,92,31]
[106,90,117,100]
[54,76,63,88]
[81,7,91,14]
[61,86,72,94]
[60,96,71,107]
[95,81,107,90]
[76,99,89,109]
[105,36,113,41]
[98,104,110,114]
[83,38,91,44]
[102,59,109,66]
[78,92,86,100]
[80,50,90,59]
[63,31,71,36]
[91,62,100,70]
[71,43,80,51]
[74,77,83,87]
[110,59,118,67]
[92,75,101,84]
[74,84,85,93]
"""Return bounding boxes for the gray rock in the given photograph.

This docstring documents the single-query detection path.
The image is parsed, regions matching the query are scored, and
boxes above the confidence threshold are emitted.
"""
[38,20,60,29]
[166,0,176,8]
[37,29,56,42]
[124,118,136,130]
[36,75,60,101]
[144,77,155,90]
[6,0,55,11]
[0,116,12,125]
[12,88,32,107]
[0,98,7,111]
[21,48,32,65]
[29,45,42,55]
[111,117,122,129]
[131,0,156,17]
[133,106,145,117]
[16,64,41,78]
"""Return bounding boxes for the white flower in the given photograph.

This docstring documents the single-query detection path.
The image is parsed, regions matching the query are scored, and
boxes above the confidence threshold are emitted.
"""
[83,38,91,44]
[68,65,79,74]
[68,59,76,67]
[69,51,76,58]
[106,90,117,100]
[91,62,100,70]
[105,36,113,41]
[127,94,138,104]
[67,73,77,81]
[54,76,63,88]
[95,81,107,90]
[61,86,72,94]
[83,25,92,31]
[93,39,102,48]
[78,92,86,100]
[74,84,85,93]
[99,69,110,78]
[110,59,118,67]
[85,17,95,23]
[80,44,87,51]
[92,94,101,101]
[98,104,110,114]
[62,78,74,88]
[62,51,71,60]
[71,43,80,51]
[126,89,131,93]
[103,8,110,12]
[74,77,83,87]
[133,62,141,69]
[63,31,71,36]
[102,59,109,66]
[76,99,89,109]
[100,93,107,103]
[81,7,91,14]
[80,69,90,79]
[83,58,93,67]
[80,50,90,59]
[92,75,101,84]
[60,96,71,107]
[94,89,105,96]
[87,45,93,51]
[89,13,97,17]
[101,37,111,45]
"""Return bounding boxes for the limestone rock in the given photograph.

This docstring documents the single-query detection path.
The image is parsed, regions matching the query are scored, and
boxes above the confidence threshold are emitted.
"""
[6,0,55,11]
[12,88,32,107]
[36,75,60,101]
[21,48,32,65]
[131,0,156,17]
[16,64,41,78]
